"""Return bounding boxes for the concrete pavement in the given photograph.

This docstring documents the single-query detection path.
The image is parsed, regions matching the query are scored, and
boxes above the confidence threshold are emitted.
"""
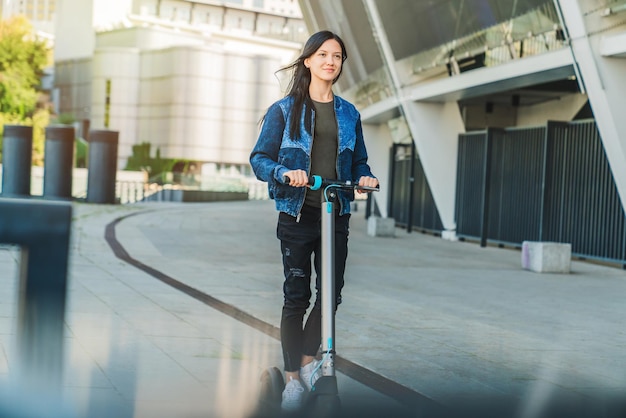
[1,199,626,417]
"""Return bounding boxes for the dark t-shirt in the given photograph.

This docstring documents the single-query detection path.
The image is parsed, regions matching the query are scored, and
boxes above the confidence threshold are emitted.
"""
[305,99,338,208]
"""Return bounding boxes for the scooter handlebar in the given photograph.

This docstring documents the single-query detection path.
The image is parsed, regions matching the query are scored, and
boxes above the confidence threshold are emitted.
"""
[283,174,379,192]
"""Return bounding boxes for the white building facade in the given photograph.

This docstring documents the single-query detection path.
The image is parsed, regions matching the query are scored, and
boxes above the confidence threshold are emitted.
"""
[1,0,56,33]
[54,0,306,172]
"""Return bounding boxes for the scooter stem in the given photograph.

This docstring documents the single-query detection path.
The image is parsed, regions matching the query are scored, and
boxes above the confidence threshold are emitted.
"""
[320,193,336,377]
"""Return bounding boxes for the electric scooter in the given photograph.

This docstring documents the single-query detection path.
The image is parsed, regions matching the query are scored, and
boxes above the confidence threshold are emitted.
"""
[256,175,379,418]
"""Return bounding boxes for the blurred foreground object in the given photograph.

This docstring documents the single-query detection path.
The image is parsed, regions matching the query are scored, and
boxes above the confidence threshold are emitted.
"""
[0,198,74,415]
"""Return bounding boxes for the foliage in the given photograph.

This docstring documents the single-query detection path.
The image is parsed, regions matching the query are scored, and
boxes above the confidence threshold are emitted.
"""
[53,113,75,125]
[125,142,180,184]
[75,138,87,168]
[30,108,49,165]
[126,142,151,170]
[0,15,49,117]
[0,15,51,166]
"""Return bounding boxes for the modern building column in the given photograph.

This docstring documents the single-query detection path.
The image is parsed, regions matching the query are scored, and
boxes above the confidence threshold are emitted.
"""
[362,122,393,218]
[91,47,141,168]
[401,101,465,237]
[362,0,465,237]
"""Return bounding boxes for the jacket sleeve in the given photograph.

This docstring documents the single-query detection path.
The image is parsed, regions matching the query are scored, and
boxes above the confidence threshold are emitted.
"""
[250,102,288,184]
[351,115,376,181]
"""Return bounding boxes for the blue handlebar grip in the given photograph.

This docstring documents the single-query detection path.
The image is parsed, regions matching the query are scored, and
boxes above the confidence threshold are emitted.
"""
[310,175,323,191]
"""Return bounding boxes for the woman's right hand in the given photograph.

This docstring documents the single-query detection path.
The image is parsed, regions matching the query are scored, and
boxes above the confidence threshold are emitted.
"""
[283,169,309,187]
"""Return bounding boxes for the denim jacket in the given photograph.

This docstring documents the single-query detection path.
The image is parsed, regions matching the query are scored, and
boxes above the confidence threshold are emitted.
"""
[250,95,375,217]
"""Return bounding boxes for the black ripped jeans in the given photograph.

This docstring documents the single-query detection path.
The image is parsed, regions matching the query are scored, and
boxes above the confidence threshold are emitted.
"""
[276,203,350,372]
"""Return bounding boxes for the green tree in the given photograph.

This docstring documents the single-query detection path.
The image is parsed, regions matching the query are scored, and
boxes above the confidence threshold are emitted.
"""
[0,15,48,116]
[0,15,51,165]
[126,142,181,184]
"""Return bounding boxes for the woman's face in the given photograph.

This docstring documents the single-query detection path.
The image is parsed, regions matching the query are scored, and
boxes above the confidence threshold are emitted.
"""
[304,39,343,83]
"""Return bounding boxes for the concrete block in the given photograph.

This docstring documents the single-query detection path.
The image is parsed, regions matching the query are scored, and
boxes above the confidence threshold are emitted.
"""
[521,241,571,273]
[441,229,458,241]
[367,216,395,237]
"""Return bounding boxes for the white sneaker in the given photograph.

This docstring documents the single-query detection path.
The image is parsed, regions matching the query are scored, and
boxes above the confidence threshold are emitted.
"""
[300,360,322,391]
[281,377,305,411]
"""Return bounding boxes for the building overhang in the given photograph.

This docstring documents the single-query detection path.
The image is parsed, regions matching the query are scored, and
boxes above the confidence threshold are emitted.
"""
[406,48,575,103]
[360,96,401,124]
[600,32,626,58]
[361,48,577,124]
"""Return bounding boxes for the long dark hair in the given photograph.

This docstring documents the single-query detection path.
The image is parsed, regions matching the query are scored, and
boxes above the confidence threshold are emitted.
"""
[263,30,348,140]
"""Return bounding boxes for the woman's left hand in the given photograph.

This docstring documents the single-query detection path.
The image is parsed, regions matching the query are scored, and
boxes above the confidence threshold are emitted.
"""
[357,176,379,194]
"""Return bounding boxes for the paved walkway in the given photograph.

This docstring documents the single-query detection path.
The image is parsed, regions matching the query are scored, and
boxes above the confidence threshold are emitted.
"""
[1,199,626,417]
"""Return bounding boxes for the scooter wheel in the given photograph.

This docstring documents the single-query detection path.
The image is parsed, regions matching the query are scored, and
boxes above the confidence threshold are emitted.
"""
[256,366,284,416]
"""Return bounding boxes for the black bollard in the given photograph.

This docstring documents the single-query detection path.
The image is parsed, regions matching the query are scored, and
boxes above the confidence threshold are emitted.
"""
[43,125,75,200]
[86,129,118,204]
[1,125,33,197]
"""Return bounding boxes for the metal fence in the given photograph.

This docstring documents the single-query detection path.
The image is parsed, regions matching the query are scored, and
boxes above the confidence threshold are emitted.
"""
[389,143,444,233]
[542,121,626,261]
[455,120,626,266]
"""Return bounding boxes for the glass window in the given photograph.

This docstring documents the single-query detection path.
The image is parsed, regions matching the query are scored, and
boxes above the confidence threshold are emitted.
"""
[307,0,383,86]
[374,0,555,61]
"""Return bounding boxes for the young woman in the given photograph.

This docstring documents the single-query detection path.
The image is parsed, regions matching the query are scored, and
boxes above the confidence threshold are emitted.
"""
[249,30,378,411]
